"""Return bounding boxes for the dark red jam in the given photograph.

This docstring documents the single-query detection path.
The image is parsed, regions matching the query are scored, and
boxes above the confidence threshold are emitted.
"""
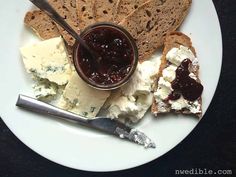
[75,26,134,86]
[168,59,203,101]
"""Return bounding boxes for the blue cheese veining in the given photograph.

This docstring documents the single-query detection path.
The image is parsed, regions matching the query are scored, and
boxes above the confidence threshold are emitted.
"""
[20,37,73,86]
[57,72,111,118]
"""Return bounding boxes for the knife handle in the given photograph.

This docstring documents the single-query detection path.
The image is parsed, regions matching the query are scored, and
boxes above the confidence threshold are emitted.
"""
[16,94,88,125]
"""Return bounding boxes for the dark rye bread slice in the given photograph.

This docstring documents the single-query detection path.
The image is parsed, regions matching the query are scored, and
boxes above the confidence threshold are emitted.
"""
[48,0,80,46]
[114,0,148,23]
[24,10,60,40]
[119,0,192,62]
[94,0,120,23]
[151,32,202,118]
[76,0,96,30]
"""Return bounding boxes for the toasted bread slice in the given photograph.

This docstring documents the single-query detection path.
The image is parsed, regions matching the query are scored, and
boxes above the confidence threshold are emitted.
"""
[48,0,80,46]
[151,32,202,118]
[24,0,79,46]
[114,0,148,23]
[94,0,120,23]
[63,0,78,24]
[24,10,60,40]
[119,0,192,62]
[76,0,96,30]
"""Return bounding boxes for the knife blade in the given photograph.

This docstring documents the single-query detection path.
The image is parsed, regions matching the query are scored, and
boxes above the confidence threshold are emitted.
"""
[16,95,156,148]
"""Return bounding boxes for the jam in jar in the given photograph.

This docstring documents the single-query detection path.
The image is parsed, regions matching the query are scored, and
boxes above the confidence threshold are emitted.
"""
[73,23,138,90]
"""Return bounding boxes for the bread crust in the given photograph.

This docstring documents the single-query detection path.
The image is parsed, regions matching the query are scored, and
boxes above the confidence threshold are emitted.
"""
[24,0,80,46]
[24,10,61,40]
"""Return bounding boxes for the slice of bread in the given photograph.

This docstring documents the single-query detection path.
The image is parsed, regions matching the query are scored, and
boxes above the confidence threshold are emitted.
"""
[114,0,148,23]
[119,0,192,62]
[63,0,78,24]
[76,0,96,30]
[151,32,202,118]
[94,0,120,23]
[24,10,60,40]
[48,0,80,46]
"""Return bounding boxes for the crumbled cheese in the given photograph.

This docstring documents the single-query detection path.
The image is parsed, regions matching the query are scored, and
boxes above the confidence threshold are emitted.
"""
[156,101,170,113]
[33,79,57,99]
[20,37,73,85]
[162,65,177,82]
[105,59,161,122]
[154,77,173,100]
[57,72,110,118]
[169,96,189,111]
[166,45,195,66]
[107,92,153,123]
[189,73,197,80]
[188,100,201,114]
[108,96,139,119]
[121,60,160,95]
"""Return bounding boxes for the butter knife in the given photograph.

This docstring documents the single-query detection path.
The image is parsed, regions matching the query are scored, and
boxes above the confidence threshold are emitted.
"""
[16,95,156,148]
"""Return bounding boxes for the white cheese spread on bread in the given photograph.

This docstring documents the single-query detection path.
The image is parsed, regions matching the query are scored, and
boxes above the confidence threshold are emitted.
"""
[154,45,201,114]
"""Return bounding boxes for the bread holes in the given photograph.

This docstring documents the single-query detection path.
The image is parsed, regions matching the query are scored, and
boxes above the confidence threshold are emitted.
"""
[134,5,138,9]
[145,10,152,17]
[171,19,176,26]
[137,29,143,35]
[109,0,113,3]
[70,1,76,8]
[156,9,161,13]
[64,15,67,19]
[31,15,35,20]
[160,0,166,5]
[82,6,86,11]
[146,20,154,32]
[103,10,108,14]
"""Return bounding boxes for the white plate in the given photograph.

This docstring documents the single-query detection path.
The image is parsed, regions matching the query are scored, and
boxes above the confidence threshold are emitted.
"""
[0,0,222,172]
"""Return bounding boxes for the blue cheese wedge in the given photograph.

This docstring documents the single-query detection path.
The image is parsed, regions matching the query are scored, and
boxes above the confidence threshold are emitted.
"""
[20,37,72,85]
[58,72,111,118]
